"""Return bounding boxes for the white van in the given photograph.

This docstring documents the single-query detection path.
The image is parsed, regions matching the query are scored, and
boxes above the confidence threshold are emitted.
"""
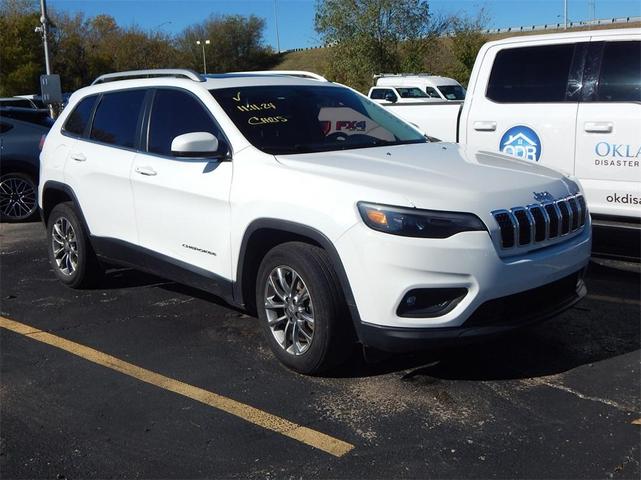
[373,29,641,259]
[374,74,467,101]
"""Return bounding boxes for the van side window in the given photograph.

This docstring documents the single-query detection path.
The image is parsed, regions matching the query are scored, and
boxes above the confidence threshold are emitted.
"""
[597,41,641,102]
[90,90,146,148]
[425,87,441,98]
[148,89,222,156]
[487,44,575,103]
[396,87,428,98]
[63,95,97,136]
[370,88,394,100]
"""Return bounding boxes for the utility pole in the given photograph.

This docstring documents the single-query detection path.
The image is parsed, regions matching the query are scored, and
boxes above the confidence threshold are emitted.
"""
[274,0,281,53]
[564,0,568,29]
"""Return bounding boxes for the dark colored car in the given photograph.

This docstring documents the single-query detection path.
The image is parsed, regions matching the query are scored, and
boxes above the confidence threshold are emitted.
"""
[0,108,53,222]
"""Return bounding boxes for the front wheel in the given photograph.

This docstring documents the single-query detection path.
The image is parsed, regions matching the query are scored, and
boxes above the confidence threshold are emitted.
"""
[256,242,353,375]
[47,202,102,288]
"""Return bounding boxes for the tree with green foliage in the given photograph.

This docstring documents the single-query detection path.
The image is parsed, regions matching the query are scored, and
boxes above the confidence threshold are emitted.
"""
[0,0,43,96]
[0,1,277,96]
[443,11,488,86]
[176,14,276,74]
[314,0,445,91]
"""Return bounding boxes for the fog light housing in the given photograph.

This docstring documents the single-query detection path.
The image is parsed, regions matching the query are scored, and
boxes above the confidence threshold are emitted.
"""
[396,288,468,318]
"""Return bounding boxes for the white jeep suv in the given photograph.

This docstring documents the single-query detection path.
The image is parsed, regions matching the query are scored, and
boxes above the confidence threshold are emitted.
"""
[39,69,592,374]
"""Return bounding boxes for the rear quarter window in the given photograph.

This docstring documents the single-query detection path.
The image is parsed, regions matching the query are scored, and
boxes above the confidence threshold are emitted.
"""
[63,95,97,136]
[89,90,146,148]
[486,43,575,103]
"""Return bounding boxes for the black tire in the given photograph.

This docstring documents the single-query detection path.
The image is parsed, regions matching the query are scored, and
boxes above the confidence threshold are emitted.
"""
[47,202,103,288]
[0,172,38,222]
[256,242,354,374]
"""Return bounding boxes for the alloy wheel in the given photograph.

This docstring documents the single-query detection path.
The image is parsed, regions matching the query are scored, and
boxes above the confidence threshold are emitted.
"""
[51,217,79,275]
[0,174,37,221]
[264,266,315,355]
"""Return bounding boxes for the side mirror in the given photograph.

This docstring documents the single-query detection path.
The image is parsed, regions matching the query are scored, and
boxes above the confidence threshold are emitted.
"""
[170,132,225,159]
[384,92,397,103]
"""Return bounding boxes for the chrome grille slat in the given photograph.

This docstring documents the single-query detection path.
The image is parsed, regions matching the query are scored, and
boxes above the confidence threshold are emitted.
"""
[492,194,587,250]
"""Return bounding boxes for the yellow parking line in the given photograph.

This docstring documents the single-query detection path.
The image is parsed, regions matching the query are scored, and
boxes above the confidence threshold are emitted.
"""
[586,294,641,307]
[0,315,354,457]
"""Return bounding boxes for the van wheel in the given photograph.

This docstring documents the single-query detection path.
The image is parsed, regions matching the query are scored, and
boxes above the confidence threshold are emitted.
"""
[47,202,102,288]
[0,172,38,222]
[256,242,353,375]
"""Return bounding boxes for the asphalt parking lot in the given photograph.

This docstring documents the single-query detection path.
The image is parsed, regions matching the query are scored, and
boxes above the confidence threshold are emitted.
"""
[1,221,639,479]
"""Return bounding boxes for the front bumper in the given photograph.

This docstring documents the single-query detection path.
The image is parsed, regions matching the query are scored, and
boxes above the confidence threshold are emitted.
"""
[335,221,591,349]
[356,269,586,352]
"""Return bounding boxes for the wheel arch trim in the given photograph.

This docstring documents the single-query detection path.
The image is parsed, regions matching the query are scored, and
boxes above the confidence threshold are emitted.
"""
[234,218,363,333]
[41,181,91,234]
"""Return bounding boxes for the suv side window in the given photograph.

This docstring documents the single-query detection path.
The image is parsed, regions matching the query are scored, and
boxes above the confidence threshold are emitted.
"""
[89,90,146,148]
[63,95,97,136]
[487,44,575,103]
[597,41,641,102]
[147,89,222,156]
[425,87,441,98]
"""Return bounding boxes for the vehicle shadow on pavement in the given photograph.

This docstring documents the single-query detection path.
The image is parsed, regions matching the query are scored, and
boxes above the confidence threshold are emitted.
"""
[330,261,640,381]
[99,262,639,383]
[99,268,173,290]
[100,267,246,313]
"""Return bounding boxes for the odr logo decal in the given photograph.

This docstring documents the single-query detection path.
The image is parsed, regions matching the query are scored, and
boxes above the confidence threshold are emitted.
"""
[499,126,542,162]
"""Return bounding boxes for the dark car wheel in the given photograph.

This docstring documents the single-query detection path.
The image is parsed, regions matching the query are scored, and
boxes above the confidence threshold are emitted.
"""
[256,242,354,375]
[0,172,38,222]
[47,202,103,288]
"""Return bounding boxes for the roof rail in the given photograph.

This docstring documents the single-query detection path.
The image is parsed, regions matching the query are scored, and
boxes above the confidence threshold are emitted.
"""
[228,70,328,81]
[91,69,204,85]
[373,73,434,79]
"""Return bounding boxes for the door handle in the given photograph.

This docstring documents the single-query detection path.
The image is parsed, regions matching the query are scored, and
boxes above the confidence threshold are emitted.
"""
[70,152,86,162]
[473,121,497,132]
[584,122,613,133]
[135,166,157,176]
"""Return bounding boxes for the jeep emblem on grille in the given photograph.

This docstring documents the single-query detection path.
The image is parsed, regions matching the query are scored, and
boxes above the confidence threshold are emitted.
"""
[533,191,554,202]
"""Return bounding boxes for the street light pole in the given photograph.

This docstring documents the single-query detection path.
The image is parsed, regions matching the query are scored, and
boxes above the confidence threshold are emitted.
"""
[274,0,281,53]
[36,0,55,118]
[39,0,52,75]
[196,39,210,74]
[564,0,568,29]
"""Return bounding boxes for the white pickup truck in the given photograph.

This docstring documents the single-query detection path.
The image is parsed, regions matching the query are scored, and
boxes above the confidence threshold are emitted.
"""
[377,29,640,257]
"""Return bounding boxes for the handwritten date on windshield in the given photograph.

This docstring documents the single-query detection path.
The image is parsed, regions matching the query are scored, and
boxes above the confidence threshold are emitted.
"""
[236,102,276,112]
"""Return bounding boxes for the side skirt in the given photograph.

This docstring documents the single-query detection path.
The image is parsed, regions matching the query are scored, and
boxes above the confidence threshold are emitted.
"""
[90,236,237,306]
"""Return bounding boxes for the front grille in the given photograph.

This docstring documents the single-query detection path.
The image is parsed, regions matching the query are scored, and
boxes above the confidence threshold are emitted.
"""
[492,194,587,249]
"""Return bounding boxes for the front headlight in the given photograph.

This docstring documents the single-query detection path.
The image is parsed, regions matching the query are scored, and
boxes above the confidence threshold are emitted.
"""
[357,202,487,238]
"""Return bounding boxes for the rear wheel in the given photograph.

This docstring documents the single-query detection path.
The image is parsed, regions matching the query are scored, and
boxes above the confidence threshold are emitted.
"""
[256,242,353,374]
[0,172,38,222]
[47,202,103,288]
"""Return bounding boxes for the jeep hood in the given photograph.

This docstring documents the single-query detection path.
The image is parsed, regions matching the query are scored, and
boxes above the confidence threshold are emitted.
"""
[274,142,578,214]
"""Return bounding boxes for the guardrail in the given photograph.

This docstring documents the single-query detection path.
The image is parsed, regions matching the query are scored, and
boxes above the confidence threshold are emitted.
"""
[483,15,641,34]
[283,16,640,53]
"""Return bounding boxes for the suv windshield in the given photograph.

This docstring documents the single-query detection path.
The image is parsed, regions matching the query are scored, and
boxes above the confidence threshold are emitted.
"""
[210,85,427,155]
[437,85,466,100]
